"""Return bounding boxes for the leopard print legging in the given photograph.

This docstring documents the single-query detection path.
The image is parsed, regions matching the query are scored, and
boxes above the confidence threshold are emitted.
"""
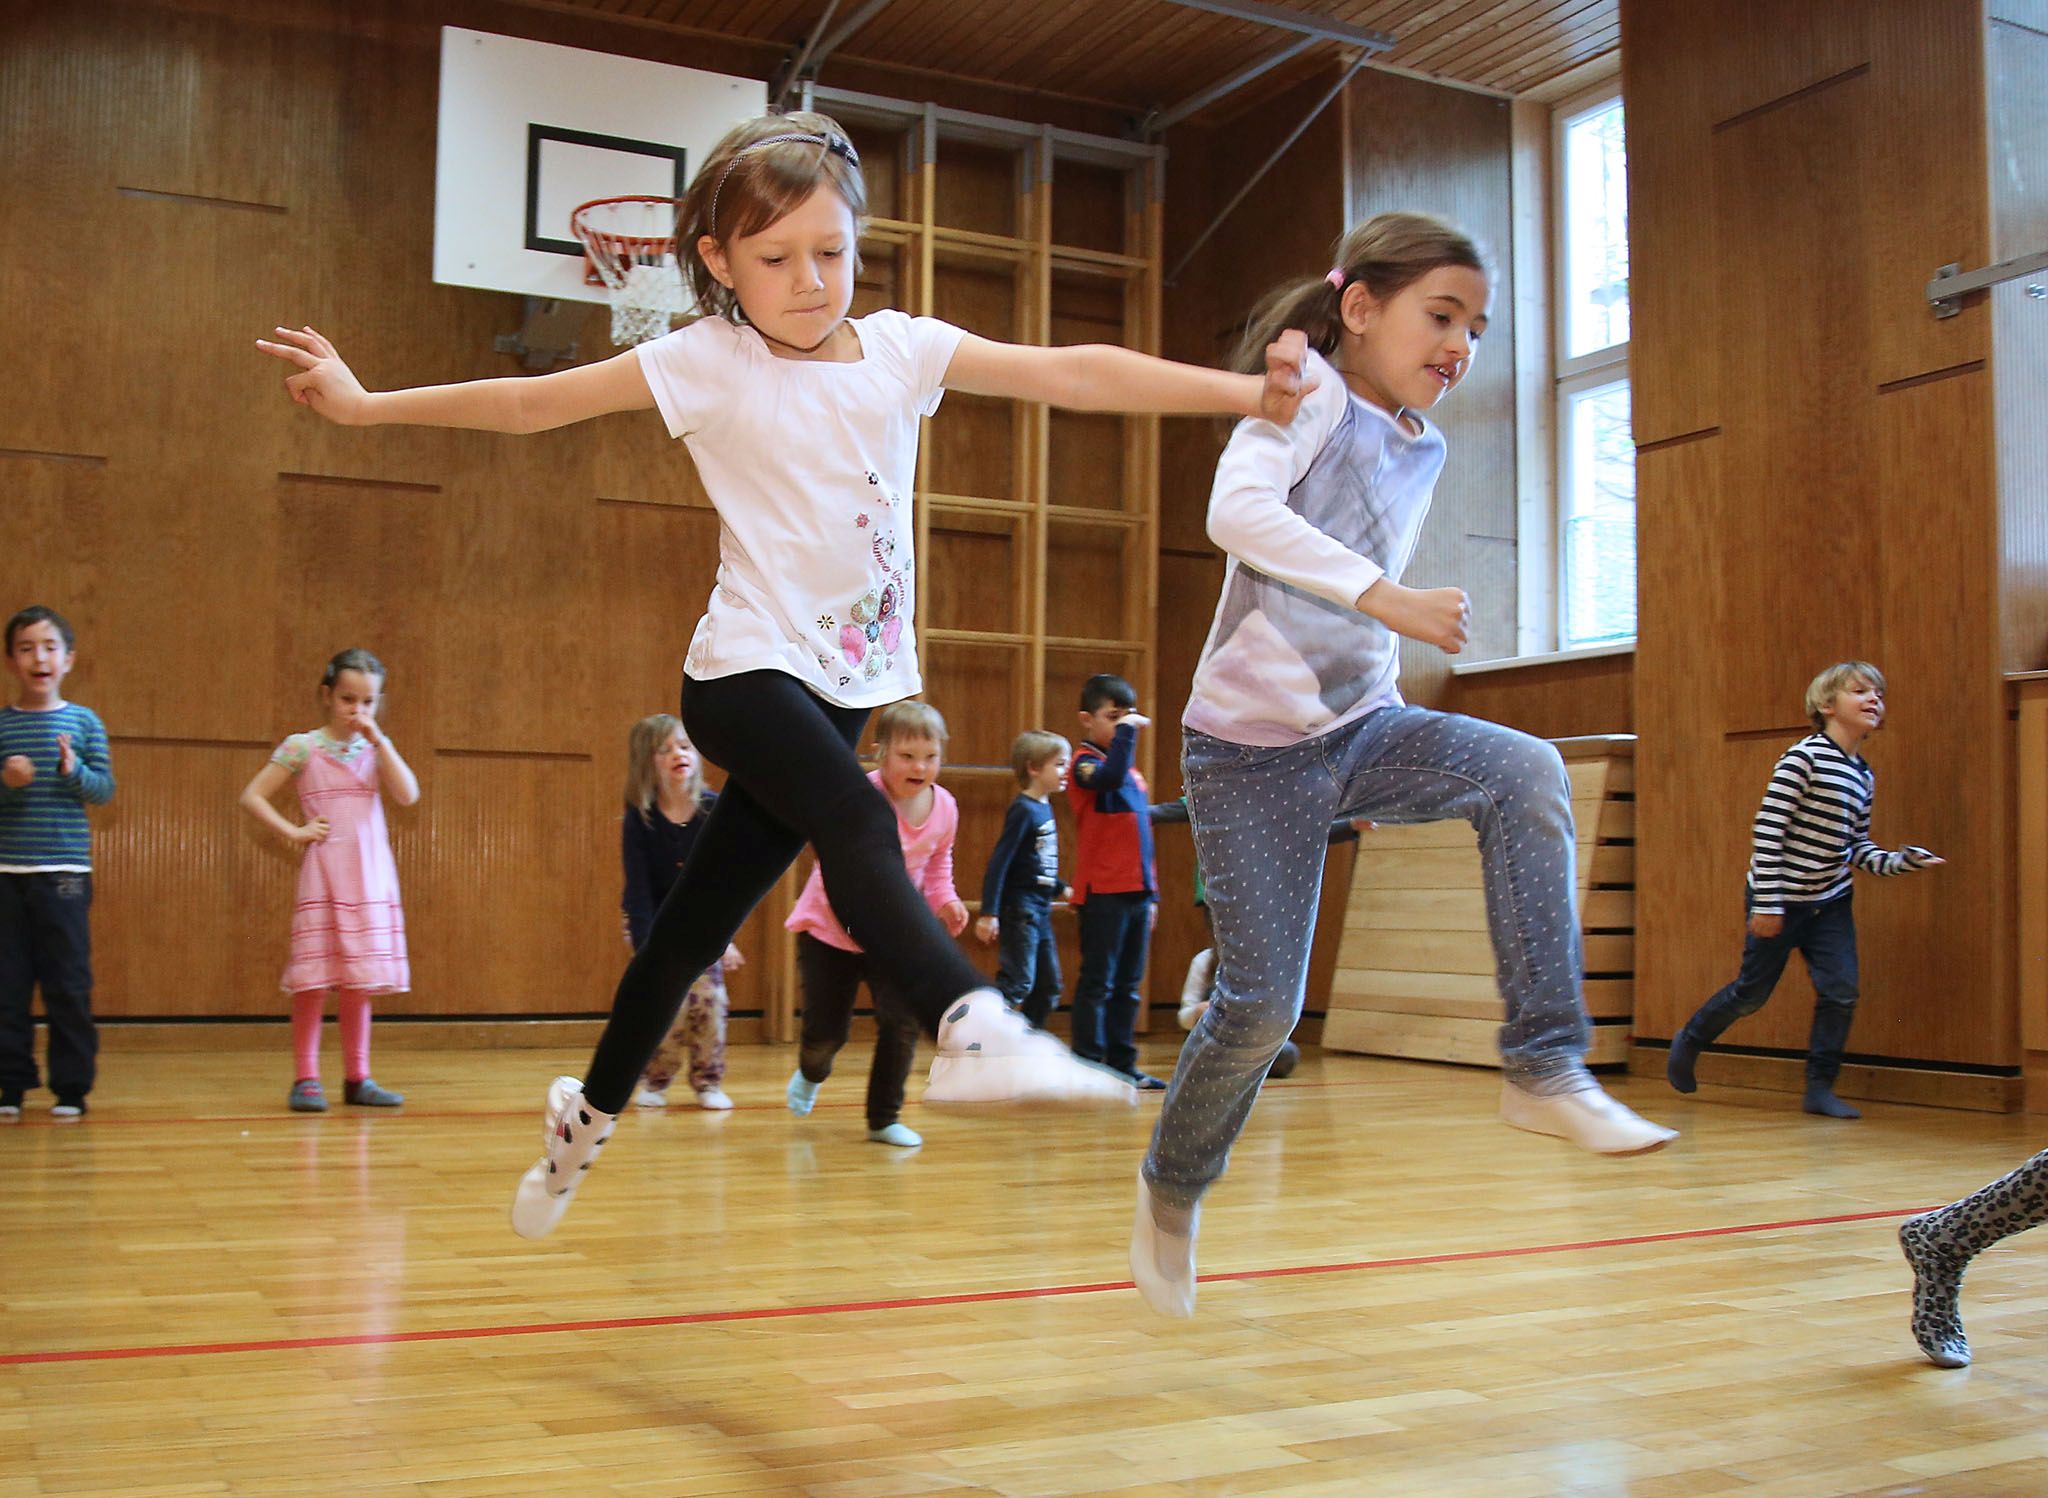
[1898,1148,2048,1368]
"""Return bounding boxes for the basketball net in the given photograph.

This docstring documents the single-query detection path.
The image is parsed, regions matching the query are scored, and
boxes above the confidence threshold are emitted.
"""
[571,197,689,347]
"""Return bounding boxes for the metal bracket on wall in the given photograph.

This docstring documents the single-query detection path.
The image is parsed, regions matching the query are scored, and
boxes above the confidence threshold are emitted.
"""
[1926,248,2048,318]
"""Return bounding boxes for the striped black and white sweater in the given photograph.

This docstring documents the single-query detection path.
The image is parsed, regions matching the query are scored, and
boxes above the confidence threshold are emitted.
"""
[1747,732,1932,914]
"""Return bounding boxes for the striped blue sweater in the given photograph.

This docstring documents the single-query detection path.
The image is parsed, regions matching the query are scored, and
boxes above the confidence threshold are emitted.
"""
[1747,732,1929,913]
[0,703,114,872]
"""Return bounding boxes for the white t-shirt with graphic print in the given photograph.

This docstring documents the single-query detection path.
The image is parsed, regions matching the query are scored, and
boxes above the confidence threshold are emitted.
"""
[636,309,966,708]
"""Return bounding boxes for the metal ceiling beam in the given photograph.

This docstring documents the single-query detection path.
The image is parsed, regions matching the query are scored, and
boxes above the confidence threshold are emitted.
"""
[814,0,898,66]
[771,0,897,112]
[1165,49,1369,287]
[1147,33,1317,137]
[1158,0,1395,53]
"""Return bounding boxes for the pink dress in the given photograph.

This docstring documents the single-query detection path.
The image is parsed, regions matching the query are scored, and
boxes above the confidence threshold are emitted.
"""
[274,731,410,995]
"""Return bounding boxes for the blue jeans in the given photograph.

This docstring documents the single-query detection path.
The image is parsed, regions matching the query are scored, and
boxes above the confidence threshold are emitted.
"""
[1680,891,1859,1086]
[1144,706,1592,1210]
[995,893,1061,1026]
[1072,890,1152,1075]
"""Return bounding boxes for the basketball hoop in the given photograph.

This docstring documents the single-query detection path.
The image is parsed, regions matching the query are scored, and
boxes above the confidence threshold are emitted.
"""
[570,196,689,347]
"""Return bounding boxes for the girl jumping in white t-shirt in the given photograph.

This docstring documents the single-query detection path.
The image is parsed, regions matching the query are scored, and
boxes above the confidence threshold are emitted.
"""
[258,111,1311,1239]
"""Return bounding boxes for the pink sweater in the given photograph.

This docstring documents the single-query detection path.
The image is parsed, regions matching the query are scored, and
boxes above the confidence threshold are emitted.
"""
[785,771,961,952]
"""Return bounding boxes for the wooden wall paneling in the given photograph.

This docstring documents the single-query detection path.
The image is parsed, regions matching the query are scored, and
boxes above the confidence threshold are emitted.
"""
[1051,160,1126,255]
[1990,12,2048,671]
[431,435,597,755]
[91,741,298,1018]
[409,753,611,1015]
[1864,0,1992,389]
[930,141,1020,238]
[928,261,1024,500]
[1868,366,2008,1067]
[272,474,441,757]
[1697,0,1870,127]
[105,362,286,745]
[1631,434,1728,1043]
[0,456,109,691]
[1024,138,1054,732]
[923,508,1027,635]
[589,405,716,515]
[844,122,907,221]
[588,499,719,742]
[1709,75,1883,733]
[1443,654,1633,740]
[919,639,1025,771]
[1047,270,1131,511]
[2017,679,2048,1104]
[93,4,317,212]
[282,9,500,492]
[1618,0,1719,442]
[0,8,122,459]
[1044,519,1133,631]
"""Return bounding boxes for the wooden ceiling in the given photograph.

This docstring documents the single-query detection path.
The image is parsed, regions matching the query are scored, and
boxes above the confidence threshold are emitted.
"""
[518,1,1619,118]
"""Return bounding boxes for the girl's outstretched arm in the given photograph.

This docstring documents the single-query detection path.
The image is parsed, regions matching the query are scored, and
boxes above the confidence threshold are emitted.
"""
[943,329,1315,425]
[255,326,656,433]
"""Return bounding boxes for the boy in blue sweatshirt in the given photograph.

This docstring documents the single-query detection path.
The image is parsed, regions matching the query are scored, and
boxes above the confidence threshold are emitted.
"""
[0,606,115,1119]
[977,731,1070,1026]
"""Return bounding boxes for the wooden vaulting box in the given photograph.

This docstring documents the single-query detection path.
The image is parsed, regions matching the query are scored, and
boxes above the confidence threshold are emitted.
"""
[1322,735,1636,1068]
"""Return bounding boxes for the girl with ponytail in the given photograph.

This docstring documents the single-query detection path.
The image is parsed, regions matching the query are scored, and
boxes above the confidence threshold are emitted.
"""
[1129,212,1677,1319]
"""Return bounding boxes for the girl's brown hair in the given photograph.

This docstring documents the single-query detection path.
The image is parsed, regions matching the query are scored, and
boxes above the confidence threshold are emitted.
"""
[624,713,703,824]
[680,111,868,326]
[1230,211,1491,374]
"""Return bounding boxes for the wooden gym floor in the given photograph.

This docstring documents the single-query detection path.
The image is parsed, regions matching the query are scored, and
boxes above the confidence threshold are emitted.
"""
[3,1042,2046,1496]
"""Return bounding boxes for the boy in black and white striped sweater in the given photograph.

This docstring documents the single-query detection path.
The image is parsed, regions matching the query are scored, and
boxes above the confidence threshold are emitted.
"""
[1668,661,1942,1118]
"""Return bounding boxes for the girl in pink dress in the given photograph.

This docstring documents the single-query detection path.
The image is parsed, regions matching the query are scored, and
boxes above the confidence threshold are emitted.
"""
[238,649,420,1111]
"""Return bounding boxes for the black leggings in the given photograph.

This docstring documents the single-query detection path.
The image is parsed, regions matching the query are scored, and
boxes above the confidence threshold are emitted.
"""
[581,670,988,1113]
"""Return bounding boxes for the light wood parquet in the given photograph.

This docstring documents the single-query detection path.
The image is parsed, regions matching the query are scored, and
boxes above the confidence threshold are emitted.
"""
[3,1044,2047,1495]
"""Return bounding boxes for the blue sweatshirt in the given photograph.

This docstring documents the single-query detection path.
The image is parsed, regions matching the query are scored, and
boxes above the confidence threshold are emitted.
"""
[0,703,114,872]
[980,793,1060,912]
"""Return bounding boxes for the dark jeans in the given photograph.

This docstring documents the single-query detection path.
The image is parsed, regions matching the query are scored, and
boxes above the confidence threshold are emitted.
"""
[1072,890,1151,1075]
[995,893,1061,1026]
[794,932,919,1130]
[1681,890,1860,1086]
[582,671,989,1114]
[0,872,97,1099]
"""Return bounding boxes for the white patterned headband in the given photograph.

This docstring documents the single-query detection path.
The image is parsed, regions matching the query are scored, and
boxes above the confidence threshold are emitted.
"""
[708,132,862,238]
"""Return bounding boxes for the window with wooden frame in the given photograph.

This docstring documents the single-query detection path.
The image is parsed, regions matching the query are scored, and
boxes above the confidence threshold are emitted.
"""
[1553,84,1635,651]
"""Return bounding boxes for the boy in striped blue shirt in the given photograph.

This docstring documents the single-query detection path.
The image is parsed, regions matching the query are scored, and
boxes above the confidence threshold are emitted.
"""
[1667,661,1940,1119]
[0,606,114,1119]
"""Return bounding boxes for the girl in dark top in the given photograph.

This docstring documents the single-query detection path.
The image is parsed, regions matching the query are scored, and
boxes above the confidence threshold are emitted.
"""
[621,714,743,1110]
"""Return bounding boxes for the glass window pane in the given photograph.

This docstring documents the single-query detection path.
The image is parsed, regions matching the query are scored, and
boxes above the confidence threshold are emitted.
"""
[1561,378,1636,647]
[1562,98,1629,358]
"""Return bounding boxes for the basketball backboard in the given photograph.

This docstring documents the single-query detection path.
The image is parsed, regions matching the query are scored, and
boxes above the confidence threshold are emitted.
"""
[434,27,766,307]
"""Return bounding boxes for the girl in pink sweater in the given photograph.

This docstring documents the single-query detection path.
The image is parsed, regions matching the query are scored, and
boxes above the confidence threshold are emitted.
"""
[785,701,967,1147]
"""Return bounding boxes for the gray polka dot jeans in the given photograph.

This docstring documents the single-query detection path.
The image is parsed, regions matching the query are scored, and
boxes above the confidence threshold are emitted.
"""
[1143,705,1593,1210]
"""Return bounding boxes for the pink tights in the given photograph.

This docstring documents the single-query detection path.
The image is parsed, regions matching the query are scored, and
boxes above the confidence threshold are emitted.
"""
[292,990,373,1083]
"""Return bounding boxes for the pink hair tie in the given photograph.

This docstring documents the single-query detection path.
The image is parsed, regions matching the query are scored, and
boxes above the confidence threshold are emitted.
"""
[1326,268,1346,289]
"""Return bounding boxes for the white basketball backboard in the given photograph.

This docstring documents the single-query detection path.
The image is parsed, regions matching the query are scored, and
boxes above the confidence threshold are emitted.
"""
[434,27,767,306]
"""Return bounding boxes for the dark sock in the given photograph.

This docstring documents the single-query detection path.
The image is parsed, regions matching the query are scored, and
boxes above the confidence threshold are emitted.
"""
[1802,1085,1860,1119]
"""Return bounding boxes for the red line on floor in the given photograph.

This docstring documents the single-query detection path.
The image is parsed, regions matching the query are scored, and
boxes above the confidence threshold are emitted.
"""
[0,1205,1927,1367]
